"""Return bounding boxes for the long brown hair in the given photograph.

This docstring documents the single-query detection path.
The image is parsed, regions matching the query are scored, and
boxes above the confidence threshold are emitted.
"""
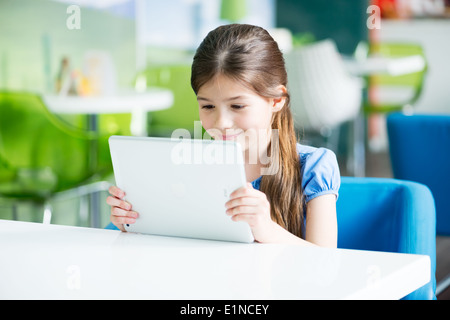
[191,24,304,238]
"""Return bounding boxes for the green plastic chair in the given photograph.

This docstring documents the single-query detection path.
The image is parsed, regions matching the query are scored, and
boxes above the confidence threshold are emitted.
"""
[364,42,428,114]
[55,110,132,179]
[58,112,132,138]
[0,91,112,224]
[140,64,200,138]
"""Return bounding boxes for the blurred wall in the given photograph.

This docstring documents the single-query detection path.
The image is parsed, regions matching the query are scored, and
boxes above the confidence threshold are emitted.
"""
[379,19,450,113]
[276,0,370,55]
[0,0,136,93]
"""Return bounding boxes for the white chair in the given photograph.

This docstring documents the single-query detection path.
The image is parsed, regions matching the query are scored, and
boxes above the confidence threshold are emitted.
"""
[285,40,364,175]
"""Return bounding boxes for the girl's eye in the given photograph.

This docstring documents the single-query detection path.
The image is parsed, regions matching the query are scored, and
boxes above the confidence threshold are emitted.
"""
[202,105,214,110]
[231,105,245,110]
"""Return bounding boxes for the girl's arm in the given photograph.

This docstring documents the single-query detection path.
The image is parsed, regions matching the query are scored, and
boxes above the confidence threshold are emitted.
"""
[226,185,337,247]
[304,194,338,247]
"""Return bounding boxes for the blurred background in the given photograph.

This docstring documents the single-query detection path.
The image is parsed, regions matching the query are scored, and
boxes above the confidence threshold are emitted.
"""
[1,0,450,297]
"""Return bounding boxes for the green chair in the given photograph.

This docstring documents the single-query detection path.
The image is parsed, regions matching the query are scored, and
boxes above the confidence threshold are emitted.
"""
[0,91,112,225]
[364,42,428,114]
[58,113,132,138]
[140,64,200,138]
[360,42,427,155]
[56,110,132,178]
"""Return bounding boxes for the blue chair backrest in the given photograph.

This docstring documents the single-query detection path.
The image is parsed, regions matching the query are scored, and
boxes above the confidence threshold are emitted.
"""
[387,113,450,236]
[337,177,436,300]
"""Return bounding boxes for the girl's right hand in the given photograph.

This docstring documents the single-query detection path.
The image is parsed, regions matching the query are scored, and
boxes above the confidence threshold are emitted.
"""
[106,186,139,232]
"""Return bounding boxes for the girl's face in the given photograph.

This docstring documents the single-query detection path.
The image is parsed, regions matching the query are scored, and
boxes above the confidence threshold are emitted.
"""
[197,74,285,161]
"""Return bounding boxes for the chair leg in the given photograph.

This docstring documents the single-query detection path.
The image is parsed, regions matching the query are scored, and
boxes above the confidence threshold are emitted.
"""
[352,112,366,177]
[79,194,89,226]
[436,273,450,296]
[43,202,52,224]
[89,191,101,228]
[52,181,111,227]
[12,203,18,221]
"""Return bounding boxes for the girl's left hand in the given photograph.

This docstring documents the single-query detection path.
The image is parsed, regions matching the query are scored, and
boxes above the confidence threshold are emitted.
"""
[225,183,275,243]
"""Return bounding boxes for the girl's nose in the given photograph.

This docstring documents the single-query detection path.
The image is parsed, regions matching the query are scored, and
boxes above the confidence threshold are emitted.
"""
[214,110,233,131]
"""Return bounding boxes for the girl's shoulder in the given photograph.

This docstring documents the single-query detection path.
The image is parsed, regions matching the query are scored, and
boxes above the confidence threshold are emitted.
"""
[296,143,337,167]
[251,144,341,201]
[297,143,341,203]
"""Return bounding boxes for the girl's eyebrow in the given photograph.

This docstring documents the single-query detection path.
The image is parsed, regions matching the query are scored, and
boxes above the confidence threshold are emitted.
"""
[227,96,246,101]
[197,95,247,102]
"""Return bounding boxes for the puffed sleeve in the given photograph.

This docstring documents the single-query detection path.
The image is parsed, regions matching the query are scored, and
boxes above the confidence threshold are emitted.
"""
[299,145,341,203]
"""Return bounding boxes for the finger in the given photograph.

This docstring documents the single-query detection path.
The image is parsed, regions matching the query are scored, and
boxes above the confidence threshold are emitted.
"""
[226,205,257,216]
[231,213,256,226]
[229,185,259,199]
[115,224,126,232]
[110,218,127,232]
[112,216,137,226]
[229,188,268,209]
[111,206,139,219]
[106,196,132,211]
[225,196,260,210]
[108,185,125,199]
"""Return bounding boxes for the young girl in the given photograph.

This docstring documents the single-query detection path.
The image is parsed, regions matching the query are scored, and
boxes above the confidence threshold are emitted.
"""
[106,24,340,247]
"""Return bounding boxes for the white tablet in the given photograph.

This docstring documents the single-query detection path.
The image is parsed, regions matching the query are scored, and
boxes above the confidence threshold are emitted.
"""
[109,136,254,243]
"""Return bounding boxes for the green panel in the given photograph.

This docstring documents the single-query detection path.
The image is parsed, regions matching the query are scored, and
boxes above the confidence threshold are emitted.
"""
[142,64,200,137]
[0,91,112,198]
[220,0,248,22]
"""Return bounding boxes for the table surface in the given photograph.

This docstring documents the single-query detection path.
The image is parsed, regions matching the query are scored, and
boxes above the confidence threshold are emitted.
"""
[343,55,426,77]
[42,87,174,114]
[0,220,430,300]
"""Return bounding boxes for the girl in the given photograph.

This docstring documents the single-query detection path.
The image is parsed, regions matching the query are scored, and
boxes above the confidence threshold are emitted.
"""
[106,24,340,247]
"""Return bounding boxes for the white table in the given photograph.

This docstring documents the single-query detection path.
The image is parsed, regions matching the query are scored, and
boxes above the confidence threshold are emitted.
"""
[343,55,426,77]
[0,220,430,300]
[42,87,174,136]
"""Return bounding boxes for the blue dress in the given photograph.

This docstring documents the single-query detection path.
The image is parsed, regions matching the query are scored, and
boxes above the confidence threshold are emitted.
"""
[251,143,340,238]
[251,144,340,203]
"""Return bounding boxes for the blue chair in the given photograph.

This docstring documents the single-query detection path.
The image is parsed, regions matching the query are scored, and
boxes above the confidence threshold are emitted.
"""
[387,113,450,236]
[387,113,450,296]
[337,177,436,300]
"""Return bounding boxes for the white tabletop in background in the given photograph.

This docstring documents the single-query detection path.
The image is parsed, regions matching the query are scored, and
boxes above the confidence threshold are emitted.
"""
[343,55,426,77]
[42,88,173,136]
[0,220,430,300]
[42,88,174,114]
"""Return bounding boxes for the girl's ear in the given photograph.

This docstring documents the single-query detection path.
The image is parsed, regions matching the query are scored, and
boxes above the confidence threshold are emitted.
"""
[271,85,287,112]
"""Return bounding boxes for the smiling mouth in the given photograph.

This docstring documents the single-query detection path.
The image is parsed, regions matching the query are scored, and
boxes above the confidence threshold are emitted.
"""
[222,133,241,140]
[206,129,243,140]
